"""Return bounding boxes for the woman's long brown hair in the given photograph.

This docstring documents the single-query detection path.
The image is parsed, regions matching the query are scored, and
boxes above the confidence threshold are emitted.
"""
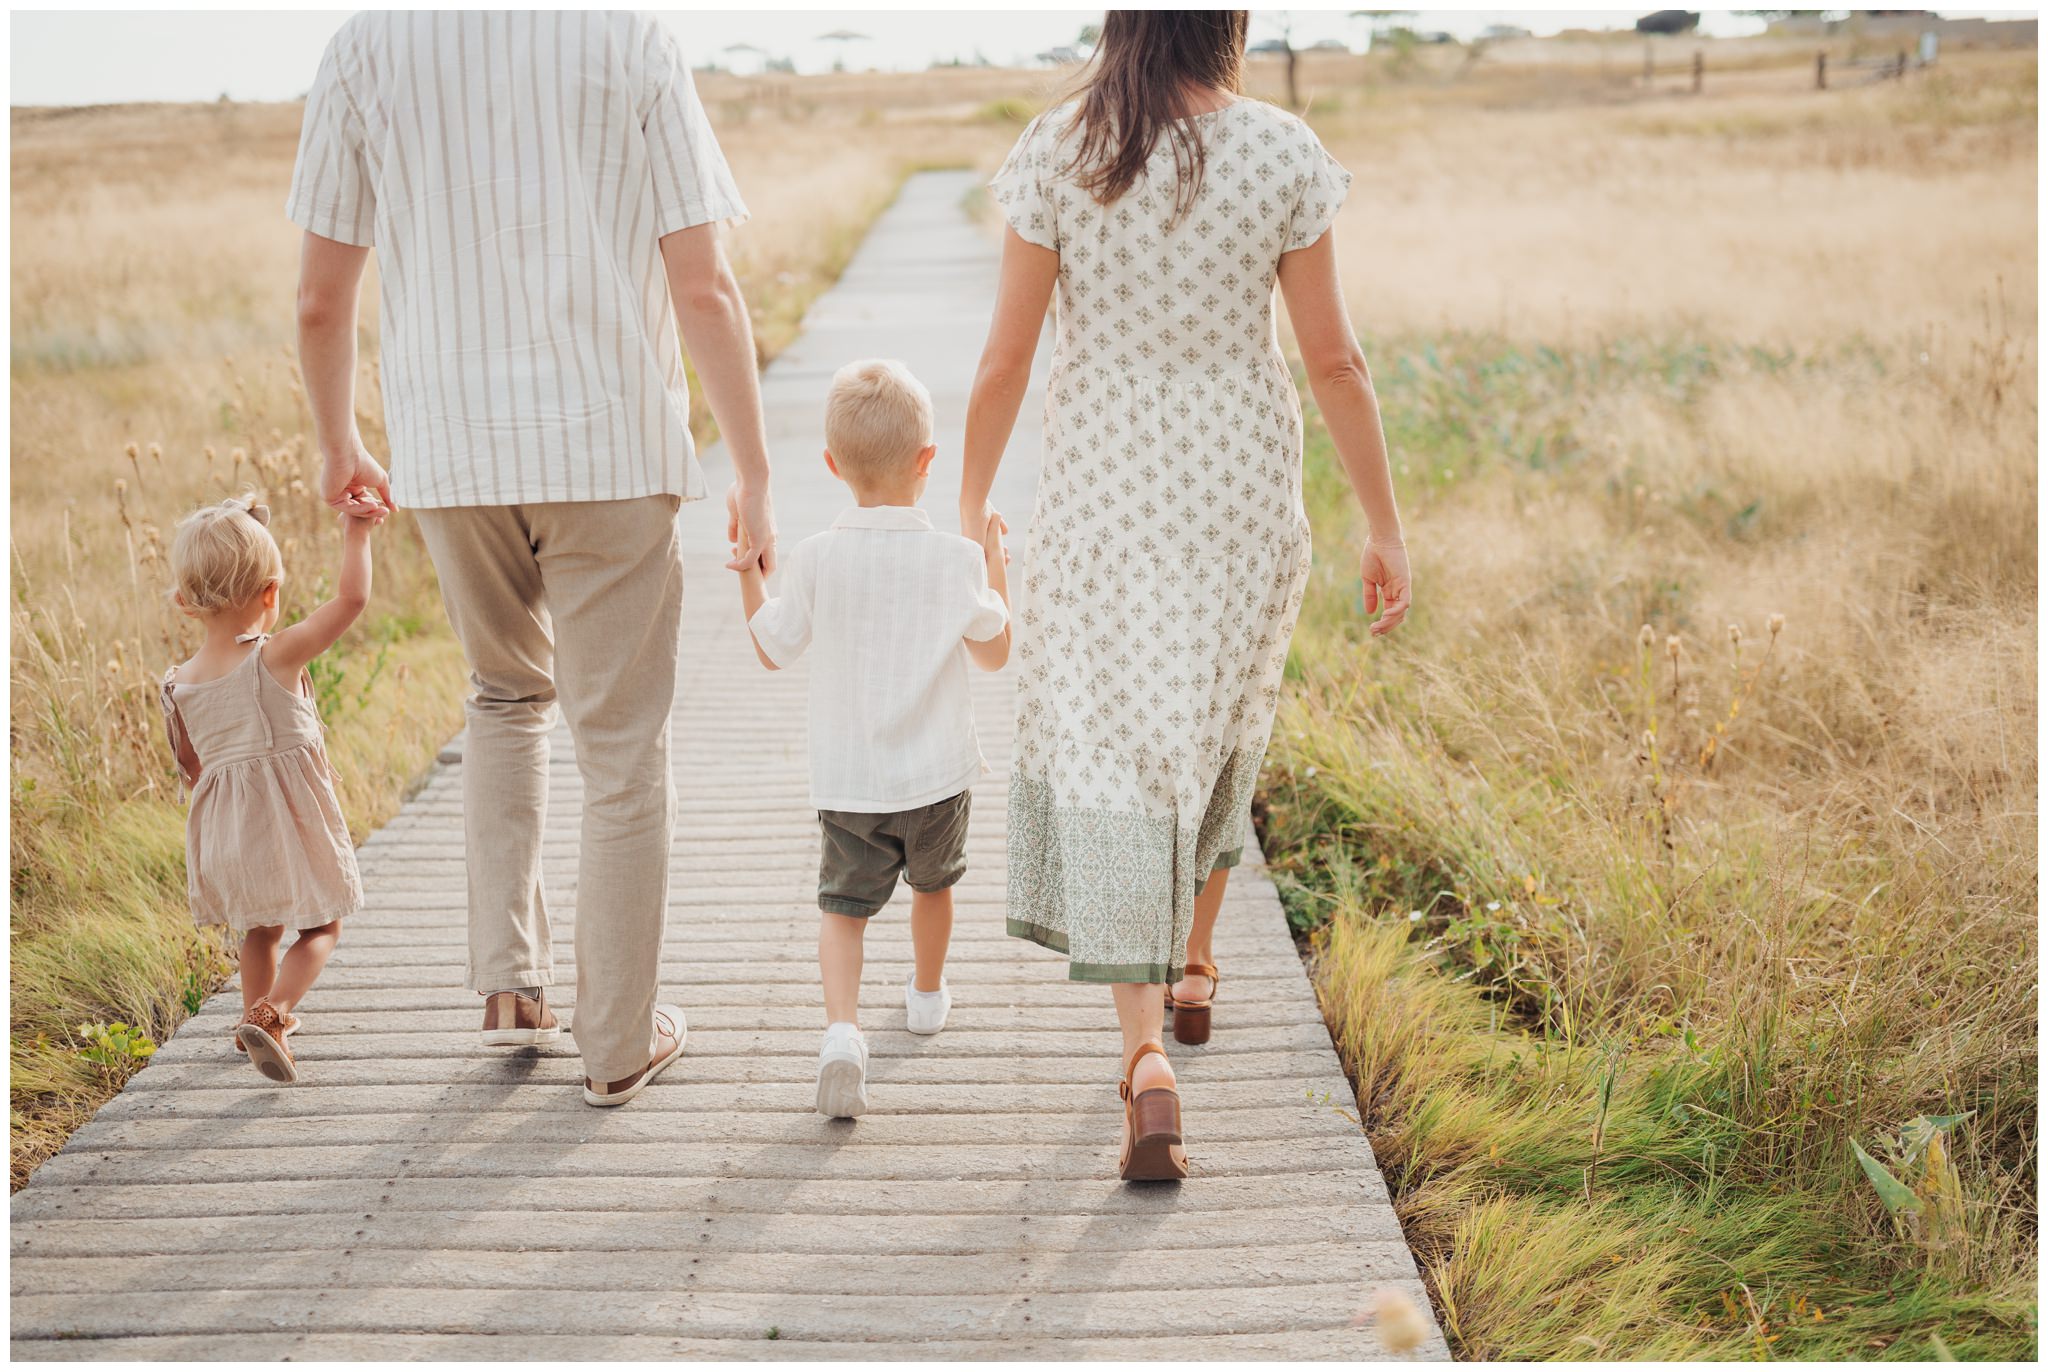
[1064,10,1249,224]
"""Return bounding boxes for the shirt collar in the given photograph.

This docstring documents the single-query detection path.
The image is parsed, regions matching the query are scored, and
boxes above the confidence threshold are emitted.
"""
[831,505,933,532]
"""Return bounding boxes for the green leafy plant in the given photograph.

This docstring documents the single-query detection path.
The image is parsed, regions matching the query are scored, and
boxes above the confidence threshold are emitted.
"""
[73,1021,157,1078]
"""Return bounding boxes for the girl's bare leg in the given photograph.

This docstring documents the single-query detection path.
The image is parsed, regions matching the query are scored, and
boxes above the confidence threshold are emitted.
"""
[908,888,953,993]
[1172,866,1230,1003]
[239,926,284,1014]
[819,911,866,1026]
[265,920,341,1015]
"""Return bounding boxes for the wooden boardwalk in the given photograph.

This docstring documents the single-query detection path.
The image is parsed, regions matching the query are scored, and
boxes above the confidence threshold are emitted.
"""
[10,172,1445,1361]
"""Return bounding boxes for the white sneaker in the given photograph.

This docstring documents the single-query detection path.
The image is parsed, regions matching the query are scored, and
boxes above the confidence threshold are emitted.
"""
[905,975,951,1036]
[816,1022,869,1119]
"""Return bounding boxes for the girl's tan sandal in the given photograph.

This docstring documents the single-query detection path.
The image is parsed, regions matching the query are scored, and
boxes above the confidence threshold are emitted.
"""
[230,1012,299,1055]
[1167,962,1219,1046]
[1118,1040,1189,1182]
[235,1000,299,1085]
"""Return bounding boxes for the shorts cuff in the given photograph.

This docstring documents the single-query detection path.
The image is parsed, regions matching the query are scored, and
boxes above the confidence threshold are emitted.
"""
[819,897,879,919]
[905,871,964,895]
[1213,846,1244,871]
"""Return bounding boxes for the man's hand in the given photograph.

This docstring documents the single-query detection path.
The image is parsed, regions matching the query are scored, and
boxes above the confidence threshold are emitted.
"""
[726,481,776,574]
[321,440,394,518]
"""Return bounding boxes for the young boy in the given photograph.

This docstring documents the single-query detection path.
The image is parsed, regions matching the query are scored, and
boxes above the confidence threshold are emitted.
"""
[734,358,1011,1119]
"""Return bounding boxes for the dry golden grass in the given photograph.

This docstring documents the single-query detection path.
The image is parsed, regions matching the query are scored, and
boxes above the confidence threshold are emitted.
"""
[1257,42,2035,1360]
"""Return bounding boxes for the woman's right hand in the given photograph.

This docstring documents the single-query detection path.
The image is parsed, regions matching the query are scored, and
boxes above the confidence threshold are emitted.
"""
[961,500,1009,546]
[1360,539,1411,637]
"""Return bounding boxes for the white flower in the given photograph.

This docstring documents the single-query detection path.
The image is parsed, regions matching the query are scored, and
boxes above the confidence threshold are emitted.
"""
[1407,910,1422,923]
[1486,901,1501,911]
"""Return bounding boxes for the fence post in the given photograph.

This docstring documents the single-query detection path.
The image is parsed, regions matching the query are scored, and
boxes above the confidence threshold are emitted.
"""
[1642,41,1654,87]
[1692,51,1704,93]
[1816,50,1828,90]
[1895,50,1908,79]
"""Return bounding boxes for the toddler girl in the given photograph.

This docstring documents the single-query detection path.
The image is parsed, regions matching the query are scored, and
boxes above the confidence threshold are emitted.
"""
[159,491,381,1083]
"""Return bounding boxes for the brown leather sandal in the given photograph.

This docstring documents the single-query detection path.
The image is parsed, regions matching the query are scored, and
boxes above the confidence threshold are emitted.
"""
[1168,963,1219,1046]
[1118,1041,1188,1182]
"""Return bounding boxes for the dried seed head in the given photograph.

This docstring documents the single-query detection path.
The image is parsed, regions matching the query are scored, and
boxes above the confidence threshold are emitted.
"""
[1640,729,1655,752]
[1638,624,1655,648]
[147,443,163,465]
[1727,623,1742,646]
[1355,1287,1430,1353]
[1768,612,1785,636]
[1665,635,1681,658]
[115,478,129,498]
[124,442,140,461]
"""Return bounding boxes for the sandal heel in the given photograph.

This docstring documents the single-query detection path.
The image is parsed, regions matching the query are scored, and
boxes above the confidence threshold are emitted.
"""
[1172,1003,1211,1045]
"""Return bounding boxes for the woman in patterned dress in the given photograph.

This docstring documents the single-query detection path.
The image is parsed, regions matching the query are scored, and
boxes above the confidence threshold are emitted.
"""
[960,10,1412,1180]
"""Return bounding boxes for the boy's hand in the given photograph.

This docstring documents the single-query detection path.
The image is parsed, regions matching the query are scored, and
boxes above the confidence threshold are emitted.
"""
[980,508,1010,566]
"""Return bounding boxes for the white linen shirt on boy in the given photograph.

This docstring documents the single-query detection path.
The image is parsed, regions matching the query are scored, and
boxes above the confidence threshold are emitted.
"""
[749,506,1009,813]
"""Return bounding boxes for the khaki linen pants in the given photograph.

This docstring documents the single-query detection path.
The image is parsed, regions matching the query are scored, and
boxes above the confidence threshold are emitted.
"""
[415,496,682,1084]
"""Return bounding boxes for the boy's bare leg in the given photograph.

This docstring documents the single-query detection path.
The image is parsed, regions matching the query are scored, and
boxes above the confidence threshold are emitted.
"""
[820,911,867,1026]
[266,920,342,1016]
[909,888,953,993]
[239,926,283,1014]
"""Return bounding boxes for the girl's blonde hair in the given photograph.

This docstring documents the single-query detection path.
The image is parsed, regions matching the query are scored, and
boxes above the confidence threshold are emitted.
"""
[169,492,283,614]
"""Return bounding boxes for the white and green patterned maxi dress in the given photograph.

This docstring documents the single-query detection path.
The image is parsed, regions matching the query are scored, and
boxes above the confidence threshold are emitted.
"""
[991,99,1352,983]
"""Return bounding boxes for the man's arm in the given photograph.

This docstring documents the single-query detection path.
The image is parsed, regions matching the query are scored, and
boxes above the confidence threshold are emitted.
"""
[661,223,775,573]
[297,231,392,515]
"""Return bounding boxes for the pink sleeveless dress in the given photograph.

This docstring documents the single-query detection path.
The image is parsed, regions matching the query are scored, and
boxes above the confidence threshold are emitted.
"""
[160,633,363,932]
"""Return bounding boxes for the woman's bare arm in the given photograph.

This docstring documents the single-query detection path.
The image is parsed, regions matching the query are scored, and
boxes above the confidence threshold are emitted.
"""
[959,227,1059,537]
[1276,231,1411,637]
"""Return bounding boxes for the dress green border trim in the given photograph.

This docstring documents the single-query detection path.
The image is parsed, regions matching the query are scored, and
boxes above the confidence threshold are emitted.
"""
[1007,917,1182,985]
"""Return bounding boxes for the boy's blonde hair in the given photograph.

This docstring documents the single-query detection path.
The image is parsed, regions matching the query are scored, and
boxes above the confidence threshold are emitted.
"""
[825,359,933,482]
[169,492,283,614]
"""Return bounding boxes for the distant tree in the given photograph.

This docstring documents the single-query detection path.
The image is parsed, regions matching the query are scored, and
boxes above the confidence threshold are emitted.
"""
[1635,11,1701,36]
[1260,11,1301,108]
[1078,23,1100,49]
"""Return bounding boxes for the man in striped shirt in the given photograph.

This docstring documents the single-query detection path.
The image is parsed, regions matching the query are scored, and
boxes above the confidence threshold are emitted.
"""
[288,11,774,1106]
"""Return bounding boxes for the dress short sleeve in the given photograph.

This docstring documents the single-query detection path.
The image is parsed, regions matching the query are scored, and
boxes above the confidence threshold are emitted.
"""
[285,35,378,246]
[990,115,1060,251]
[747,545,814,668]
[1283,131,1352,253]
[640,24,749,234]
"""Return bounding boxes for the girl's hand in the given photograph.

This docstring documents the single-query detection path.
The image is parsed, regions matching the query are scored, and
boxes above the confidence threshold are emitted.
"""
[344,493,388,531]
[1360,539,1411,637]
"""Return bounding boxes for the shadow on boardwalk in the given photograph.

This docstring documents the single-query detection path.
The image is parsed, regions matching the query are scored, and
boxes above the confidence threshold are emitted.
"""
[9,172,1445,1362]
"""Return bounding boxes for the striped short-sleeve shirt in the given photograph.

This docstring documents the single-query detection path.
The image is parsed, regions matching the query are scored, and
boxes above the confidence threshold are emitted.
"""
[285,10,747,509]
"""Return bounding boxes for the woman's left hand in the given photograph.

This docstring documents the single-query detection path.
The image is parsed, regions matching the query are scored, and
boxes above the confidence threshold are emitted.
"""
[1360,539,1411,637]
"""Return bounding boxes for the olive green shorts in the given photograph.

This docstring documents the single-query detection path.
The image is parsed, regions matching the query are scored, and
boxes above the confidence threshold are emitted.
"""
[817,789,973,919]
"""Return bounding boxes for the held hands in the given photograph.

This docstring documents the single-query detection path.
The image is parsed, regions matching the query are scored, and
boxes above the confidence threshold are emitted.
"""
[321,438,394,520]
[1360,538,1412,637]
[726,482,777,574]
[962,501,1011,565]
